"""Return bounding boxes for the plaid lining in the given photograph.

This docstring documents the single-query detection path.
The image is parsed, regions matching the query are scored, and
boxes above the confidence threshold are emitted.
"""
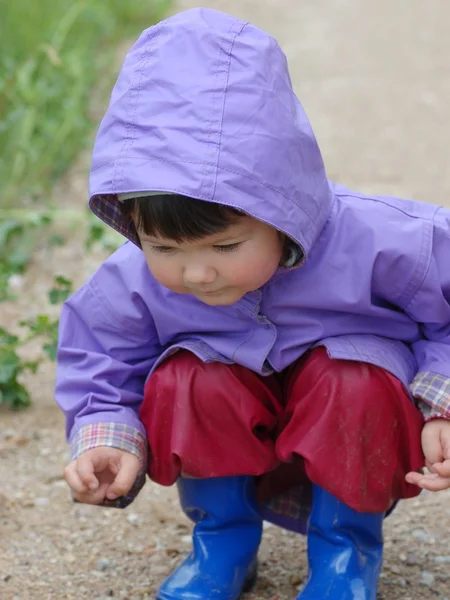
[89,194,141,247]
[71,423,147,508]
[262,483,312,525]
[410,371,450,421]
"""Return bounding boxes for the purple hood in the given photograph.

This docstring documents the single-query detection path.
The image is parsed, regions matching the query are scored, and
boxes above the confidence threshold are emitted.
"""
[89,7,333,256]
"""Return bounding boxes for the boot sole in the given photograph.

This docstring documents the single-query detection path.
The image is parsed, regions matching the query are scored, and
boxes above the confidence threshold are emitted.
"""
[157,562,258,600]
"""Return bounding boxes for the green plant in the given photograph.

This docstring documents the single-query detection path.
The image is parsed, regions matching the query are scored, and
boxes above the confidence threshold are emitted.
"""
[0,276,73,409]
[0,213,54,302]
[22,275,73,361]
[0,328,38,409]
[0,0,170,204]
[0,0,171,409]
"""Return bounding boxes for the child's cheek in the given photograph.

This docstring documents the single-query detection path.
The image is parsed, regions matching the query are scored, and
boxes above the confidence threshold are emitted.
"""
[143,254,177,288]
[231,253,279,288]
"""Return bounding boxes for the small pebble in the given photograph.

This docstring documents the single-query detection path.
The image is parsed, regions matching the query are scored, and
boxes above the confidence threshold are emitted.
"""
[411,528,427,542]
[65,555,76,563]
[134,585,153,595]
[419,570,435,587]
[34,497,49,507]
[96,558,116,571]
[2,429,17,440]
[406,553,421,566]
[126,513,139,525]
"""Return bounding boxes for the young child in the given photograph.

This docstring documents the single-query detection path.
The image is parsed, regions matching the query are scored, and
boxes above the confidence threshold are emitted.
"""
[56,7,450,600]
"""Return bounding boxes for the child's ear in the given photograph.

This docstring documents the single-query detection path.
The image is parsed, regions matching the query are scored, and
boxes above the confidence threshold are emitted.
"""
[279,236,304,268]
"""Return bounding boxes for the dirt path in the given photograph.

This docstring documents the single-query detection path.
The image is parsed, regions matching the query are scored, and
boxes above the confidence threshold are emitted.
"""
[1,1,450,598]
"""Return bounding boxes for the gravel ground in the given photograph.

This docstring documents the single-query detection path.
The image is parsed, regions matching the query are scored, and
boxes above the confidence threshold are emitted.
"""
[2,1,450,598]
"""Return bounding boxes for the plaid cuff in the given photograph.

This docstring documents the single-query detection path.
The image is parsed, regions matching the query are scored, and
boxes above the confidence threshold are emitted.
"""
[410,371,450,421]
[70,422,148,508]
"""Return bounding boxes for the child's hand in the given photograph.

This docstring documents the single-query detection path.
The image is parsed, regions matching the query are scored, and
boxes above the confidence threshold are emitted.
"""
[405,419,450,491]
[64,447,140,505]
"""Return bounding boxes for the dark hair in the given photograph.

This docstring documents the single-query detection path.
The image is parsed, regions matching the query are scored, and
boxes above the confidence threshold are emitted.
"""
[121,194,242,243]
[121,193,303,267]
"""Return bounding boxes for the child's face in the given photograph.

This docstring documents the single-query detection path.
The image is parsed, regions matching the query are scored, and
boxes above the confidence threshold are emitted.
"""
[137,216,283,306]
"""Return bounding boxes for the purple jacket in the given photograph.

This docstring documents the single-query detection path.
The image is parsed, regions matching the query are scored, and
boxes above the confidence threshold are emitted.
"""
[55,9,450,514]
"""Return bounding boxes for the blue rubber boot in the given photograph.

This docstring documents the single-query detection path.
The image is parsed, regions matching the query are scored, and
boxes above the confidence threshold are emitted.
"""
[157,476,262,600]
[298,485,384,600]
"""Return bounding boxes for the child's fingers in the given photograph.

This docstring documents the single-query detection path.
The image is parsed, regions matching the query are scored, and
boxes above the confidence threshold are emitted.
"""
[420,476,450,491]
[421,425,444,466]
[75,454,100,491]
[64,462,91,495]
[73,481,109,505]
[405,471,424,486]
[106,454,140,500]
[442,434,450,460]
[432,458,450,478]
[405,470,450,491]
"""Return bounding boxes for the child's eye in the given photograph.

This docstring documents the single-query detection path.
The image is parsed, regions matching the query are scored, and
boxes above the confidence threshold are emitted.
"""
[150,245,175,254]
[213,243,241,253]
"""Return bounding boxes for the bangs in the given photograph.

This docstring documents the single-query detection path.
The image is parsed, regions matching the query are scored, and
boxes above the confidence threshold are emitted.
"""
[121,194,243,242]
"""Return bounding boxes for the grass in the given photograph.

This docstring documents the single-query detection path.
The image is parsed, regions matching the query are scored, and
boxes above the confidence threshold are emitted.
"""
[0,0,170,206]
[0,0,171,409]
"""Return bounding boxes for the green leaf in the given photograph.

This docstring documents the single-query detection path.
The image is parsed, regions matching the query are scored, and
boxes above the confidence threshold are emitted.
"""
[54,275,72,286]
[0,219,23,246]
[0,382,31,409]
[21,360,40,374]
[49,234,65,247]
[43,341,57,361]
[49,288,70,304]
[0,351,20,383]
[48,275,72,304]
[21,314,51,336]
[0,328,19,346]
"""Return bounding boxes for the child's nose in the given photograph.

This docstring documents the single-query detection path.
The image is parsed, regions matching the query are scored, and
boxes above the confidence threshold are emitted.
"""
[183,264,217,285]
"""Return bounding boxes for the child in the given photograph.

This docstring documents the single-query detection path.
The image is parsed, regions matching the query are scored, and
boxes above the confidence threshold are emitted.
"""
[56,7,450,600]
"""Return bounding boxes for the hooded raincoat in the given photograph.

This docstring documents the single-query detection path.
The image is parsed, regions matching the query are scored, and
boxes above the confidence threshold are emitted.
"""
[56,8,450,528]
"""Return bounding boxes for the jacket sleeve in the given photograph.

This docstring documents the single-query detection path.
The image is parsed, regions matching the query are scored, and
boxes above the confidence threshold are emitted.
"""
[404,207,450,420]
[55,270,161,507]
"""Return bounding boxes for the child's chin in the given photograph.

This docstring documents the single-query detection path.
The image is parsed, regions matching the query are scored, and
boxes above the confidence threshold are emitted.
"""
[197,292,242,306]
